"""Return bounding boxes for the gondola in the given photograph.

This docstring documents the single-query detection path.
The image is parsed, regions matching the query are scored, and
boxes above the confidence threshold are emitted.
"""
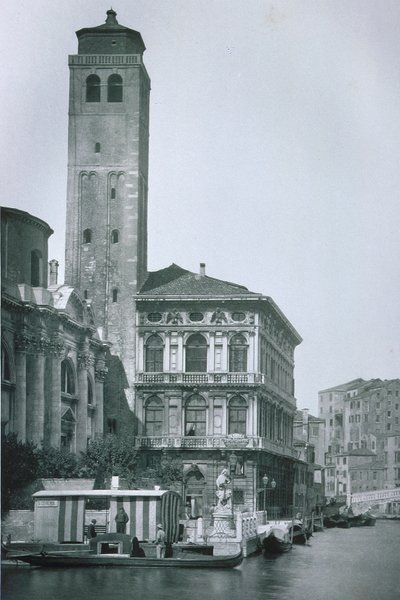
[262,527,292,554]
[6,546,243,569]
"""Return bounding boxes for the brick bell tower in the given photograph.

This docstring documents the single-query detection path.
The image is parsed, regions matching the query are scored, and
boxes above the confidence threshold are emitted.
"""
[65,9,150,412]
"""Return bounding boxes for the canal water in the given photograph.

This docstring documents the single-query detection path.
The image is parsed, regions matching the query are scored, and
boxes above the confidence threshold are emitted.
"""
[2,520,399,600]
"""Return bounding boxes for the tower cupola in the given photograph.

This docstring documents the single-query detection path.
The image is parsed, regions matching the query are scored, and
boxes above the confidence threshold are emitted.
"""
[76,9,146,55]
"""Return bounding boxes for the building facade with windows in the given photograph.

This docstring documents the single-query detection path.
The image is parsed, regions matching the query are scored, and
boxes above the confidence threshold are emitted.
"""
[319,378,400,497]
[130,262,302,516]
[1,207,109,452]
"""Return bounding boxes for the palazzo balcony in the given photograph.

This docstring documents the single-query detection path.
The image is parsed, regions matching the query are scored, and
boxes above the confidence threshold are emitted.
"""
[134,434,297,459]
[135,372,266,385]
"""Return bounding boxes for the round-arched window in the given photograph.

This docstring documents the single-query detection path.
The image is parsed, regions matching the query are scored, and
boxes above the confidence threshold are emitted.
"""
[185,334,207,373]
[145,335,163,372]
[229,334,248,372]
[108,74,123,102]
[185,394,206,436]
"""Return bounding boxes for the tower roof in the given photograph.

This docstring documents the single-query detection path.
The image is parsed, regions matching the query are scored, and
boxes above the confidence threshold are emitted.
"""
[76,9,146,55]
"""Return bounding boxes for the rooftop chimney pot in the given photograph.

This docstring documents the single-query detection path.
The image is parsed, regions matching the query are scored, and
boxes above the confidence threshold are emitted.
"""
[200,263,206,277]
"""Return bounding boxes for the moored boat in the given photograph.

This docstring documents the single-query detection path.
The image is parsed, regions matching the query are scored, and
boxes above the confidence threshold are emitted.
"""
[263,527,292,554]
[10,548,243,569]
[3,535,242,569]
[288,521,312,545]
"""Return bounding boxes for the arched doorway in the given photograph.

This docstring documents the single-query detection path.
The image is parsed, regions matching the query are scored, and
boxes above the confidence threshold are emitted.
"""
[184,466,206,518]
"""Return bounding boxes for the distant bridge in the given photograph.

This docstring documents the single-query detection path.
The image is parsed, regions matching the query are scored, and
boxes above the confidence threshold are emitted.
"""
[350,488,400,506]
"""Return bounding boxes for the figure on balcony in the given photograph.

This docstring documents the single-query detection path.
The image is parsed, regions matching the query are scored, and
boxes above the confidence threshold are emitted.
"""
[215,468,232,512]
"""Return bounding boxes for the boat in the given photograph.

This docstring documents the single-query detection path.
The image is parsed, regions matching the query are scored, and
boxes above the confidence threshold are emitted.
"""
[263,527,292,554]
[11,548,243,569]
[323,514,350,529]
[348,512,376,527]
[3,534,242,569]
[288,520,312,544]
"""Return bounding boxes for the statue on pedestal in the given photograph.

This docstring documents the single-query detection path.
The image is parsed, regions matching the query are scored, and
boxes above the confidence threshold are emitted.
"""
[215,468,232,512]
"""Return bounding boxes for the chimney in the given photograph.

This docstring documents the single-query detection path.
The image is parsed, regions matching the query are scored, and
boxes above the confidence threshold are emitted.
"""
[48,259,59,286]
[199,262,206,277]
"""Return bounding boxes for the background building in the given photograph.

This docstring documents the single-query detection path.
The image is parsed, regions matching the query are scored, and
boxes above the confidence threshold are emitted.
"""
[1,207,108,452]
[319,378,400,497]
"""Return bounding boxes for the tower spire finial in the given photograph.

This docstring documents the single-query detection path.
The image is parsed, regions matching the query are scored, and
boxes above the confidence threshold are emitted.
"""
[106,8,118,25]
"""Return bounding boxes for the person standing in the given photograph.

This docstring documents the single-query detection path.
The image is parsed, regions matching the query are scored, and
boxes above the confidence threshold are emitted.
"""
[155,523,166,559]
[87,519,97,539]
[115,507,129,533]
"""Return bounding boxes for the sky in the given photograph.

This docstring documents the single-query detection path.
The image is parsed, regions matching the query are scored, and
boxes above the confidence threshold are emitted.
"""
[1,0,399,415]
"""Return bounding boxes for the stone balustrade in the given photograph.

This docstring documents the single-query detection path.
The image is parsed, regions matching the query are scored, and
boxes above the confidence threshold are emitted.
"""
[135,434,297,458]
[135,372,266,385]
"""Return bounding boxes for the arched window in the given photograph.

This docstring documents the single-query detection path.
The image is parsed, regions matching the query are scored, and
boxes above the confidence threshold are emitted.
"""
[228,396,247,434]
[111,229,119,243]
[229,333,248,372]
[185,394,206,436]
[83,229,92,244]
[108,74,123,102]
[87,378,93,405]
[145,335,163,372]
[30,250,42,286]
[86,75,101,102]
[95,142,101,153]
[185,334,207,372]
[112,288,118,303]
[145,396,164,436]
[61,360,75,395]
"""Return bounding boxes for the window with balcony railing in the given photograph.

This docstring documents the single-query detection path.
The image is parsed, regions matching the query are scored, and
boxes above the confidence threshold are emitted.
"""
[229,334,247,372]
[185,334,207,372]
[185,394,206,435]
[145,335,163,372]
[145,396,164,435]
[228,395,247,434]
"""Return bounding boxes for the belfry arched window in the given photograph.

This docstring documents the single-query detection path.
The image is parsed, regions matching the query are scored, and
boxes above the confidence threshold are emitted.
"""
[30,250,42,286]
[145,335,163,372]
[229,334,248,372]
[228,396,247,435]
[83,229,92,244]
[185,394,207,436]
[108,74,123,102]
[86,75,101,102]
[61,360,75,395]
[145,396,164,436]
[111,229,119,243]
[185,334,207,372]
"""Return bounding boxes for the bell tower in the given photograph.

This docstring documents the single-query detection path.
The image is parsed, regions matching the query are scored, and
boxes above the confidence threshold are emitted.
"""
[65,9,150,399]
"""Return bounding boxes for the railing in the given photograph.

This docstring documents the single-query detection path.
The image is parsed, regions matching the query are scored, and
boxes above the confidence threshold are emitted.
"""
[135,372,266,385]
[69,54,141,66]
[350,488,400,505]
[135,435,297,458]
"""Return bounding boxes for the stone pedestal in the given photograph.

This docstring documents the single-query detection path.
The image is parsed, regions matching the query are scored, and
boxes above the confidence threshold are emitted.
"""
[208,511,236,539]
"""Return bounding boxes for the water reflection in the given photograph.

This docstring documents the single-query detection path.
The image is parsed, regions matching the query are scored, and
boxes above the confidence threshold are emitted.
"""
[3,522,400,600]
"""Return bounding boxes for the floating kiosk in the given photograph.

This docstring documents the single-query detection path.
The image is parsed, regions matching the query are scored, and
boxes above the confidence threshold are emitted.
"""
[32,489,181,544]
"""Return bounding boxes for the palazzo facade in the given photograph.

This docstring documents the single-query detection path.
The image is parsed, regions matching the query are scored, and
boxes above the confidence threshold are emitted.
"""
[132,263,302,516]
